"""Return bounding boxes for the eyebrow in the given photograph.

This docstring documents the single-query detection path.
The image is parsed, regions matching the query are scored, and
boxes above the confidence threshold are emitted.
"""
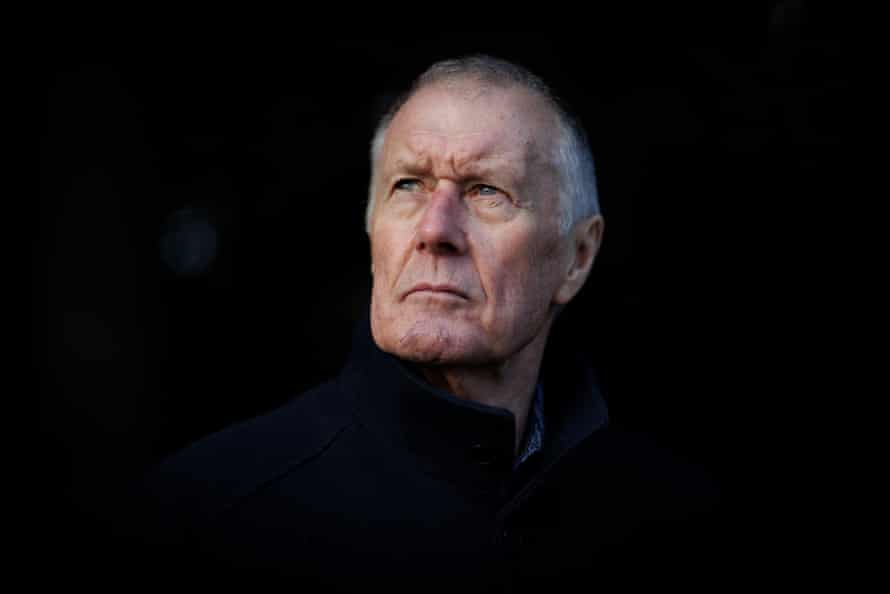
[389,156,432,176]
[387,152,525,185]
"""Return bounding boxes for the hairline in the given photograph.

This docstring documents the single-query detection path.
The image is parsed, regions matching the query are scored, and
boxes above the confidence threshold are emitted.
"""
[367,69,597,235]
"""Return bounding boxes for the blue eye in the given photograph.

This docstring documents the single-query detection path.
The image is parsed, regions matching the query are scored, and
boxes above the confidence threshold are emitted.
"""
[394,179,422,192]
[468,185,504,204]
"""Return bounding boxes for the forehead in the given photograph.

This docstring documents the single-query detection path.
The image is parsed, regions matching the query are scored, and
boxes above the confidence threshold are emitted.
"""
[382,83,558,176]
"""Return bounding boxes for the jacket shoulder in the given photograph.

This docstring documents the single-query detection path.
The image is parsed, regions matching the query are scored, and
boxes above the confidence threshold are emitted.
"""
[133,379,354,523]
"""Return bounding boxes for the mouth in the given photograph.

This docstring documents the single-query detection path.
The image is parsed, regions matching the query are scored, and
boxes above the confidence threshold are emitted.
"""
[404,283,469,300]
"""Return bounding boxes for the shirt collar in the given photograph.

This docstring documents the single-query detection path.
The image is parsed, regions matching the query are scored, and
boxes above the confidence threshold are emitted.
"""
[514,382,545,470]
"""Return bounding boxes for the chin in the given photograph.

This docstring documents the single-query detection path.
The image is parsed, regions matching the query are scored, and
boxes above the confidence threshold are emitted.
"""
[371,309,495,366]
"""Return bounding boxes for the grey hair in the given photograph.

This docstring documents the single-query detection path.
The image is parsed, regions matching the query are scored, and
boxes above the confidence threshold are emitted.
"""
[366,54,600,235]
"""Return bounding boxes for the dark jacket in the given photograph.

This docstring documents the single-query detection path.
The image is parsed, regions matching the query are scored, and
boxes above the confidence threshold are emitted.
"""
[120,316,725,591]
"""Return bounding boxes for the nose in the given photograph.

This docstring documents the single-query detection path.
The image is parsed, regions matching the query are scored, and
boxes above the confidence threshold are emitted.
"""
[416,182,467,256]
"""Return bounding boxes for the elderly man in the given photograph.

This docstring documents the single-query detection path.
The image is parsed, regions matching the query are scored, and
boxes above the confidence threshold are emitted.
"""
[123,55,720,591]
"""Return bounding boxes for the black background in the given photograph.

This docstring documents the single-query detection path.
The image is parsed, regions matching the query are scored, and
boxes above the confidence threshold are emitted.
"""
[35,4,852,580]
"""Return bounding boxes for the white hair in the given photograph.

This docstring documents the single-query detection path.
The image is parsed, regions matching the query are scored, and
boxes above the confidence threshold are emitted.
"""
[366,55,600,236]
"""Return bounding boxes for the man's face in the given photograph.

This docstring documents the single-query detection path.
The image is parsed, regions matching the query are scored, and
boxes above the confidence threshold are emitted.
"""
[368,82,575,366]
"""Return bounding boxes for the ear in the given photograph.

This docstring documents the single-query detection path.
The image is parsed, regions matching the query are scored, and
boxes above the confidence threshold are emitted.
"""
[554,214,604,305]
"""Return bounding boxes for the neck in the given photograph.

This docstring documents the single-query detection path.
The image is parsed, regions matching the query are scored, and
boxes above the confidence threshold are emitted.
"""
[417,325,551,456]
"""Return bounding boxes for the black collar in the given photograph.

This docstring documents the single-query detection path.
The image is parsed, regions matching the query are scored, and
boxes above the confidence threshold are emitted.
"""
[337,315,609,501]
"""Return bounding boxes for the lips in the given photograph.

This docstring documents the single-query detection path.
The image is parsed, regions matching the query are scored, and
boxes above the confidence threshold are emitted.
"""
[405,283,469,300]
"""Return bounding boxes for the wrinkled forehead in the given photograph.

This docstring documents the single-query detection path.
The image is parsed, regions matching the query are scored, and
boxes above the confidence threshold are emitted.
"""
[382,83,560,177]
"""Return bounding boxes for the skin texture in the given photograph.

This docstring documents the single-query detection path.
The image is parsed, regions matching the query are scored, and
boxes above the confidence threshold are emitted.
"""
[368,80,603,453]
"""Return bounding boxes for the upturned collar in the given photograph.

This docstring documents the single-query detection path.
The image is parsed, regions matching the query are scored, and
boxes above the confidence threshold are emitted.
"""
[338,314,609,501]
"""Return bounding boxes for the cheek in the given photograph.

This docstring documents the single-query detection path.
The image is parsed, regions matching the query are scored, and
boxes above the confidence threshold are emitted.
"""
[370,226,400,280]
[484,233,563,316]
[370,240,386,277]
[370,225,418,306]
